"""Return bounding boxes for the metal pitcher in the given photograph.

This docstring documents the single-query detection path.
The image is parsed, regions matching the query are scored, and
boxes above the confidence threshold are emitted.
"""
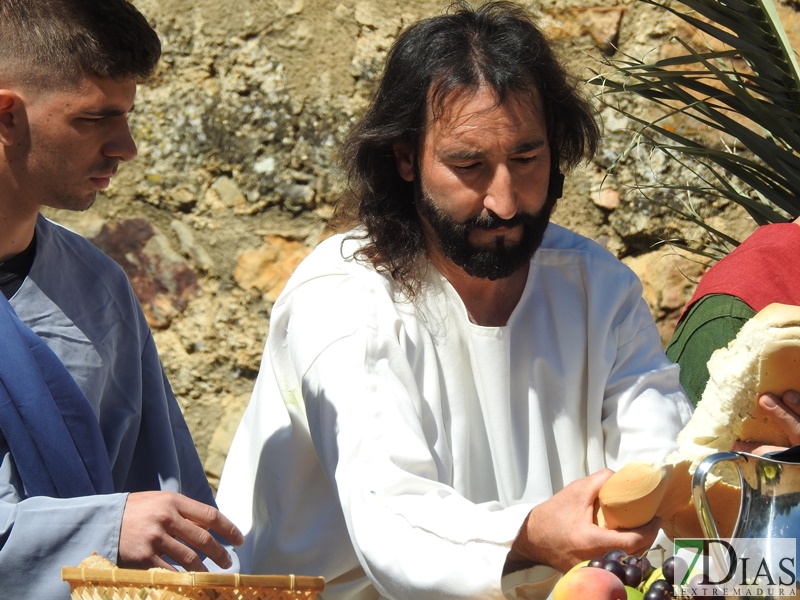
[691,448,800,597]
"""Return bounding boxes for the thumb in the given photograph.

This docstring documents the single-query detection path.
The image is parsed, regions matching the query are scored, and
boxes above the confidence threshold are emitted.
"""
[759,392,800,446]
[588,467,615,488]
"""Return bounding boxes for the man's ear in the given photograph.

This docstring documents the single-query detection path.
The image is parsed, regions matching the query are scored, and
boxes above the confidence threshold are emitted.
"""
[0,90,21,146]
[393,143,415,182]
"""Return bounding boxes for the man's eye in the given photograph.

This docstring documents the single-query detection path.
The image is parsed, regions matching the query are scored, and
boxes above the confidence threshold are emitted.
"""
[453,163,480,172]
[513,155,537,164]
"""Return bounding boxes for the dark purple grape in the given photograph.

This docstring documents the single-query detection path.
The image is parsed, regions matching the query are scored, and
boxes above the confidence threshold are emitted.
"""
[604,549,627,563]
[602,559,627,583]
[649,579,671,593]
[622,554,653,579]
[643,587,671,600]
[623,563,643,587]
[639,556,653,578]
[662,555,687,585]
[587,557,607,569]
[662,556,675,584]
[645,579,672,600]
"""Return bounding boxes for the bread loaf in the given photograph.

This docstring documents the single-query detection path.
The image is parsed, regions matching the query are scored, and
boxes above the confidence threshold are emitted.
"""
[675,302,800,462]
[596,302,800,539]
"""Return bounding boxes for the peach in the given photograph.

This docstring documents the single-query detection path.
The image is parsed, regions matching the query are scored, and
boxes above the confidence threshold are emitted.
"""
[553,566,627,600]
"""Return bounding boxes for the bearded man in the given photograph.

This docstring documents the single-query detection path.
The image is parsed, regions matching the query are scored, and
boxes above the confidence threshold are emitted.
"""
[217,2,694,599]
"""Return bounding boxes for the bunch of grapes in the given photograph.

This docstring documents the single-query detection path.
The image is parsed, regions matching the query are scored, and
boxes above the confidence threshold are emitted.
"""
[582,549,691,599]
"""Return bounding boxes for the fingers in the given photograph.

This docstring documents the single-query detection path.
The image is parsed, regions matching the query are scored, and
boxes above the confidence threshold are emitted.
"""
[784,391,800,412]
[166,510,234,570]
[732,440,785,456]
[730,391,800,456]
[575,514,660,564]
[584,468,614,491]
[164,495,244,571]
[602,517,661,557]
[173,494,245,547]
[149,554,178,572]
[756,392,800,446]
[513,470,656,573]
[119,491,242,572]
[158,532,210,572]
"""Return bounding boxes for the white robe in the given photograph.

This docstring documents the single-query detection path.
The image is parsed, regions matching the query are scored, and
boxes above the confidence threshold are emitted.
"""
[217,224,693,600]
[0,215,231,599]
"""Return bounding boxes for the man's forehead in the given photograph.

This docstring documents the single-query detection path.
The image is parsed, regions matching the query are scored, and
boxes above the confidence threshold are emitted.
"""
[424,86,546,145]
[31,73,137,111]
[427,85,542,126]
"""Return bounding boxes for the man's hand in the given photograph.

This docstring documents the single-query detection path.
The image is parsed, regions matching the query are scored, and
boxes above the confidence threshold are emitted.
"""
[734,390,800,455]
[119,491,245,572]
[506,469,661,575]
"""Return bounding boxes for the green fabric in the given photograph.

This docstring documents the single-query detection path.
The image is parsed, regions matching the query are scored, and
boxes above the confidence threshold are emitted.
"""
[666,294,755,406]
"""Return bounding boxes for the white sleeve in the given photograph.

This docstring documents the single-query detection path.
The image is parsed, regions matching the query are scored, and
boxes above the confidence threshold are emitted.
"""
[600,295,693,469]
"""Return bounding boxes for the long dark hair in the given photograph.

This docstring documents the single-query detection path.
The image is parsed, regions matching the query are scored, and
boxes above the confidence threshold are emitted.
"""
[335,0,599,297]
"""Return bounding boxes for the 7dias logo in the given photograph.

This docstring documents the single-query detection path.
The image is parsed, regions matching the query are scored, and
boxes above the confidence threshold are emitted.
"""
[674,538,797,597]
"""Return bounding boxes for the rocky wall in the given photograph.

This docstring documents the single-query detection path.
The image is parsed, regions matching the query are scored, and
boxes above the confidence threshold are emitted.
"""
[45,0,799,487]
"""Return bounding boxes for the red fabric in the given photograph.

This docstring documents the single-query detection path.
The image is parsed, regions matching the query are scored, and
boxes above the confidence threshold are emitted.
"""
[685,222,800,315]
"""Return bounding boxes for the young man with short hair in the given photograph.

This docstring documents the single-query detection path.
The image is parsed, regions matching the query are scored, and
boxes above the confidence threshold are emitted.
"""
[0,1,242,596]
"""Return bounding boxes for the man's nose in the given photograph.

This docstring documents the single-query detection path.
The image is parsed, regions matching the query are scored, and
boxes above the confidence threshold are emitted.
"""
[102,119,138,162]
[483,165,517,220]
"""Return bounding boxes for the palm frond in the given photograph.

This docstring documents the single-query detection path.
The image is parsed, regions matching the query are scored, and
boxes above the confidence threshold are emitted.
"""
[588,0,800,256]
[651,0,800,92]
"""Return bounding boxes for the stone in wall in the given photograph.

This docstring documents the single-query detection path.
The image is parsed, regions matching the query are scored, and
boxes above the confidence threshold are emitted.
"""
[233,235,313,302]
[91,219,201,329]
[624,247,708,345]
[560,7,626,56]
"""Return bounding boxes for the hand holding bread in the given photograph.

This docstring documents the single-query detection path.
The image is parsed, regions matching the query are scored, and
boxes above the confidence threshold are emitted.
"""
[595,303,800,539]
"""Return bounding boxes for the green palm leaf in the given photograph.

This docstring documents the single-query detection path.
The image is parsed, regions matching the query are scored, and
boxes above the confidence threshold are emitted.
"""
[589,0,800,255]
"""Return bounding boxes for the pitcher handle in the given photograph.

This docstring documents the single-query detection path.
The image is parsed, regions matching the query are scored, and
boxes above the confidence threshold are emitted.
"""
[691,451,741,541]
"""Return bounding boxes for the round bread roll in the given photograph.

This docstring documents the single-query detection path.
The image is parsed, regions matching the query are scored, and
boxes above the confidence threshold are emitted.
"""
[77,552,116,569]
[595,462,672,530]
[595,303,800,539]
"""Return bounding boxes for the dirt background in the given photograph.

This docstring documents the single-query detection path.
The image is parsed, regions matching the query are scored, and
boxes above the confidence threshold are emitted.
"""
[44,0,799,488]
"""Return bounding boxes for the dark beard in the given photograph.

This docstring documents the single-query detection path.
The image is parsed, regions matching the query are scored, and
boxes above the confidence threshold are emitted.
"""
[414,177,556,281]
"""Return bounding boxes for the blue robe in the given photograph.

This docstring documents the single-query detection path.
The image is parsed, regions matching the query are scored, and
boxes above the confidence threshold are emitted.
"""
[0,215,232,598]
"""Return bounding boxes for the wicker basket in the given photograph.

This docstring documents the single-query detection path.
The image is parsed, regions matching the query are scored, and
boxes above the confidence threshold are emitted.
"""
[61,566,325,600]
